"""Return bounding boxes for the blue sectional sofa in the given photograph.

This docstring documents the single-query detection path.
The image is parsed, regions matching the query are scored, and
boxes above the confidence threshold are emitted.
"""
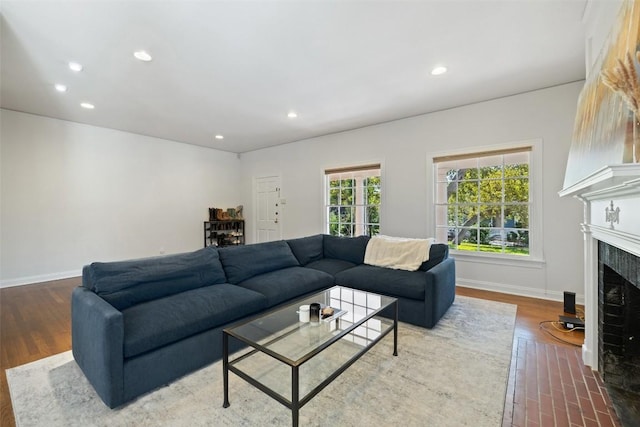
[72,234,455,408]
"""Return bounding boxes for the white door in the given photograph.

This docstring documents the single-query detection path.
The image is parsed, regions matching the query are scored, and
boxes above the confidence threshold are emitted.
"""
[255,176,281,243]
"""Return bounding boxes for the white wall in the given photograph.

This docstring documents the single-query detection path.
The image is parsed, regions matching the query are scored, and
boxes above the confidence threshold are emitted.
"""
[0,110,241,287]
[240,82,586,302]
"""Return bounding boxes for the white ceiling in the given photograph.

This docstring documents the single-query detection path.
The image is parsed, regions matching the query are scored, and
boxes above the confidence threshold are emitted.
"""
[0,0,587,154]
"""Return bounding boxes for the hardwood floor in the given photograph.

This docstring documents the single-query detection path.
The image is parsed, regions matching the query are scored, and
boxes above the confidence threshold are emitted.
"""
[0,279,600,426]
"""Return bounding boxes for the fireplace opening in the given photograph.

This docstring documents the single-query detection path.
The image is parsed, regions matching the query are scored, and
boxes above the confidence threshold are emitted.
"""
[598,241,640,423]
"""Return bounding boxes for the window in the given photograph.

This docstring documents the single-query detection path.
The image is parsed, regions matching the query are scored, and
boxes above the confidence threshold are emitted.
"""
[325,164,381,237]
[434,147,531,256]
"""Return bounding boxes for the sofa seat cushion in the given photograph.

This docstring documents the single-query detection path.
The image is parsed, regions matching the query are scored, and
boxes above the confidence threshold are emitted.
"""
[305,258,356,276]
[122,284,267,358]
[218,241,300,284]
[84,247,227,311]
[335,265,426,300]
[234,267,334,307]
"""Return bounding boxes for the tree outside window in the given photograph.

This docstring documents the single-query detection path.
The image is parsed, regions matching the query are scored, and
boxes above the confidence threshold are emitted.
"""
[326,166,381,237]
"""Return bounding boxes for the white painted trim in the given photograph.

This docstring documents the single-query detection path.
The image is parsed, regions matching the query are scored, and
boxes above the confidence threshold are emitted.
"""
[0,270,81,288]
[456,279,585,305]
[559,164,640,199]
[451,252,545,268]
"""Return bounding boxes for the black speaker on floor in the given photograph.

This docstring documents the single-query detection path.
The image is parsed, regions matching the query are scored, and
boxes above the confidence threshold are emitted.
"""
[564,291,576,314]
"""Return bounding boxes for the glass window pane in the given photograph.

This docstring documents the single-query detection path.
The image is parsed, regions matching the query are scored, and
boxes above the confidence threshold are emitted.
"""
[447,205,457,227]
[457,228,477,251]
[479,205,502,228]
[366,206,379,224]
[459,168,479,180]
[328,206,339,220]
[477,155,501,168]
[339,207,353,222]
[504,178,528,202]
[479,179,502,203]
[504,205,529,228]
[457,205,477,227]
[457,180,478,203]
[339,223,353,237]
[329,189,339,205]
[340,188,353,205]
[504,152,529,176]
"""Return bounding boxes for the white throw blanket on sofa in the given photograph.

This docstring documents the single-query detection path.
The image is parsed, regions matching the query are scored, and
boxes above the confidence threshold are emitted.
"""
[364,235,435,271]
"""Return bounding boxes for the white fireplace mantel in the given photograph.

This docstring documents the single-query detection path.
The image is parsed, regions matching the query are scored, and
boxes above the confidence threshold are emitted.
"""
[560,164,640,370]
[559,164,640,200]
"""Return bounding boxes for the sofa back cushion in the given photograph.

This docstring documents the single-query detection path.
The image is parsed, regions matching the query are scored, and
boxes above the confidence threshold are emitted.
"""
[286,234,324,266]
[323,234,370,265]
[419,243,449,271]
[83,247,227,310]
[218,240,300,284]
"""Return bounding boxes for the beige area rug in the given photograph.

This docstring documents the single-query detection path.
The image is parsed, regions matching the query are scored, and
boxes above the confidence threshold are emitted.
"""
[7,296,516,427]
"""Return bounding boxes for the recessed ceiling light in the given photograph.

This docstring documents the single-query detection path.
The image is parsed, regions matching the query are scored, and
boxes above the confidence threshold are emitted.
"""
[133,50,153,62]
[80,102,95,109]
[431,66,447,76]
[287,112,298,118]
[55,84,67,92]
[215,135,224,140]
[69,62,83,72]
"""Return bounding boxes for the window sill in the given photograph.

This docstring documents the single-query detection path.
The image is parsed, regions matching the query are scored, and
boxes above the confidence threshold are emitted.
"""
[449,250,545,269]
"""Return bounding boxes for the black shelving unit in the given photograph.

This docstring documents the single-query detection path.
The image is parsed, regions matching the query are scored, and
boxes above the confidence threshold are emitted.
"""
[204,220,245,247]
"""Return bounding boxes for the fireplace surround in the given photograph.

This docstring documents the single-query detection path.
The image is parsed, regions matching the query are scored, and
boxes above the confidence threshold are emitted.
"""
[598,241,640,420]
[599,242,640,391]
[560,164,640,421]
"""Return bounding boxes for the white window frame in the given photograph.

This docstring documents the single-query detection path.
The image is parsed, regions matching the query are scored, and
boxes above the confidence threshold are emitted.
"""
[427,139,544,267]
[322,162,383,237]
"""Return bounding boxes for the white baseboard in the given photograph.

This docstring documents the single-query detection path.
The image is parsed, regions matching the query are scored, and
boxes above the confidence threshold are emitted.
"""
[456,278,585,305]
[0,270,81,289]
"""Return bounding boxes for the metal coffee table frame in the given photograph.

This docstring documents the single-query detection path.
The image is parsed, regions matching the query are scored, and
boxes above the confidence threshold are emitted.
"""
[222,286,398,427]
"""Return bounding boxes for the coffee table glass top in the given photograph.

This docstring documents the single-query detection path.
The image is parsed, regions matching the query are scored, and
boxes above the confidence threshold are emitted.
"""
[225,286,396,364]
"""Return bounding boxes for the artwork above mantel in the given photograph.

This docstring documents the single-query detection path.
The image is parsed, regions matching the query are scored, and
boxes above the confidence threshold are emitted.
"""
[562,0,640,191]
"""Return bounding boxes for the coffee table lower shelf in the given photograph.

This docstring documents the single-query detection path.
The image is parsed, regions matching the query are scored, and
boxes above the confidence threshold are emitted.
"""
[222,298,398,427]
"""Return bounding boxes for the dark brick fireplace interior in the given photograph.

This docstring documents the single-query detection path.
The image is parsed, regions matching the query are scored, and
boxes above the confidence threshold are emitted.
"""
[598,241,640,423]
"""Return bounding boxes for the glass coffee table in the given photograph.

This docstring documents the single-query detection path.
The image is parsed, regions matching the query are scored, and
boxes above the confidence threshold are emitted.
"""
[222,286,398,427]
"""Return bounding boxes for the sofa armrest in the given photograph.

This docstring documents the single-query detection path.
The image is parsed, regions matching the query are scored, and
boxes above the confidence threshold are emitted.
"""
[71,287,125,408]
[424,257,456,327]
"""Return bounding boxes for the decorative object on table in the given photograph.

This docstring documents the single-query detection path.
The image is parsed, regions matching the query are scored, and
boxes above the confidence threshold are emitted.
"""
[309,303,321,323]
[321,306,334,318]
[298,305,310,323]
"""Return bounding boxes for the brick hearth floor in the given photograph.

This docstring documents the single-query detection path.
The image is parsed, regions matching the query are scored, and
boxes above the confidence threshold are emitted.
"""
[504,338,621,427]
